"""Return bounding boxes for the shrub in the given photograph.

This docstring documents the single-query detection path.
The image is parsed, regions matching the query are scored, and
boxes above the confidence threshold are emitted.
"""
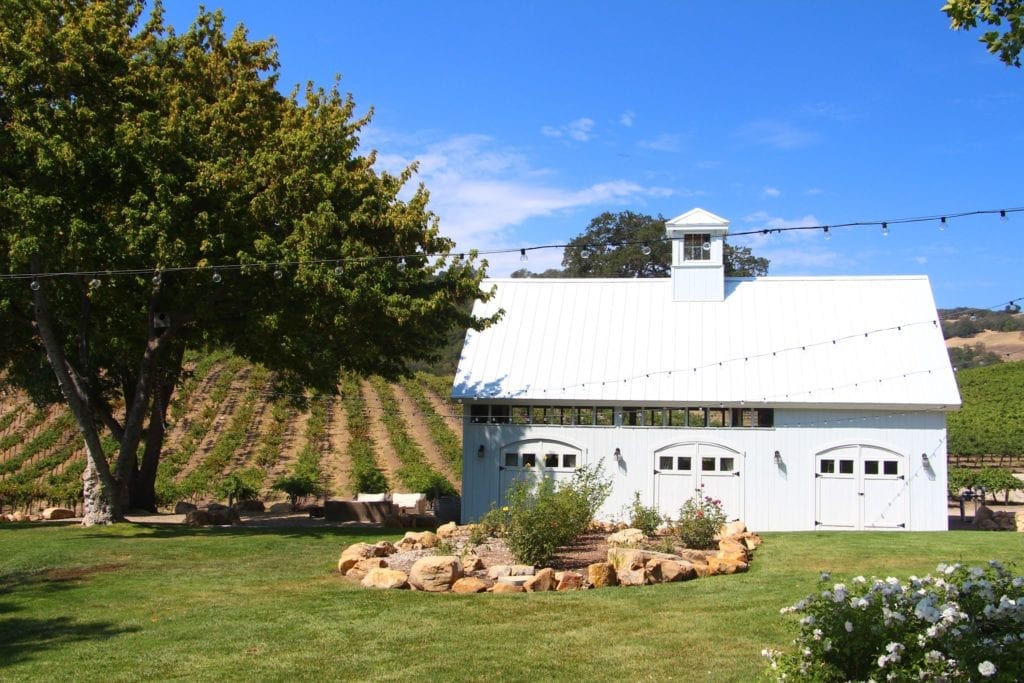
[501,461,611,566]
[763,562,1024,682]
[271,473,324,508]
[626,491,664,536]
[948,466,978,498]
[977,467,1023,503]
[215,470,262,508]
[675,486,726,549]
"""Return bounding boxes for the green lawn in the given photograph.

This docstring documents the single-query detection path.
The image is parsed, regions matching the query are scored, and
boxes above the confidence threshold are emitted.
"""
[1,524,1022,682]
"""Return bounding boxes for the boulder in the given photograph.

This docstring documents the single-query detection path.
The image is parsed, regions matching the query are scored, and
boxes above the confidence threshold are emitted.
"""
[207,503,229,512]
[487,564,535,579]
[587,562,617,588]
[409,556,462,592]
[645,558,684,583]
[608,528,646,547]
[0,514,10,522]
[232,499,265,513]
[556,571,585,591]
[268,502,293,514]
[452,577,491,594]
[397,530,439,550]
[719,520,747,538]
[183,509,212,527]
[1016,511,1024,533]
[490,582,526,594]
[435,521,459,538]
[41,507,75,521]
[338,543,377,574]
[740,533,763,551]
[707,555,748,575]
[523,567,556,592]
[462,555,485,572]
[717,538,750,563]
[373,541,398,557]
[361,568,409,590]
[608,547,650,586]
[174,501,197,515]
[347,558,389,580]
[11,511,29,522]
[208,507,240,526]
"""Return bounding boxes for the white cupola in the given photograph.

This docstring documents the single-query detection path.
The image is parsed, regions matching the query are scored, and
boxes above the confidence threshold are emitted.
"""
[665,207,729,302]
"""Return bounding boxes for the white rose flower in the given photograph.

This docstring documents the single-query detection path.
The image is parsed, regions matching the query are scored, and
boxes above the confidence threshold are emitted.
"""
[978,661,997,677]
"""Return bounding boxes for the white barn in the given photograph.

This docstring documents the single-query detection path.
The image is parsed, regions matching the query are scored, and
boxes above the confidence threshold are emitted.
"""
[453,208,961,531]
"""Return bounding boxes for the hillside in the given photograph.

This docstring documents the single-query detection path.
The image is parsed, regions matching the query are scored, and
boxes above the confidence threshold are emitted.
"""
[0,354,463,513]
[947,360,1024,464]
[945,329,1024,363]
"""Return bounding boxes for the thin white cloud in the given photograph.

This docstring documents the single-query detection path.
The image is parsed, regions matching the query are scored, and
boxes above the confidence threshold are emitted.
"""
[542,117,595,142]
[638,133,682,152]
[620,110,635,127]
[761,186,781,199]
[732,212,838,272]
[737,120,818,149]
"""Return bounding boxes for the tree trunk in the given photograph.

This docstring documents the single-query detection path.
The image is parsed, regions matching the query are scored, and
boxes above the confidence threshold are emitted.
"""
[128,343,183,511]
[82,454,117,525]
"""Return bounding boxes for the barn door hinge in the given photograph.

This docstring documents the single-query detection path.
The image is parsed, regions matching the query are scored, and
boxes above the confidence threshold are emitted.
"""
[498,465,505,471]
[898,475,905,480]
[897,523,906,528]
[653,469,660,475]
[858,492,865,496]
[814,473,821,478]
[733,471,740,477]
[814,520,821,526]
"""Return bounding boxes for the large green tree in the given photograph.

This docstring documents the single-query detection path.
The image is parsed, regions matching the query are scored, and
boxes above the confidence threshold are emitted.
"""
[0,0,493,524]
[512,211,769,278]
[944,0,1023,67]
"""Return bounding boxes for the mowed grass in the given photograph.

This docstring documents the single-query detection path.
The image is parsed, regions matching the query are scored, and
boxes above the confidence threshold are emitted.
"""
[1,525,1023,682]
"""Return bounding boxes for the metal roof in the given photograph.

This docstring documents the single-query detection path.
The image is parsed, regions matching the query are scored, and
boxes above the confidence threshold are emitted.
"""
[452,275,961,410]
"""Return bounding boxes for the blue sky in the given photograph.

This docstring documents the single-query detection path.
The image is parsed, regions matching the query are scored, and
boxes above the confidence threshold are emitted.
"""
[162,1,1023,309]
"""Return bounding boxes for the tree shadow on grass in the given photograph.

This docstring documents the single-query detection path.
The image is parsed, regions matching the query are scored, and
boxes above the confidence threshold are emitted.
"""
[78,522,405,541]
[0,566,139,670]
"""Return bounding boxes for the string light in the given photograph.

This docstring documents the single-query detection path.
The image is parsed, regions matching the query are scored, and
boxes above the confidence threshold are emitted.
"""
[939,217,946,231]
[641,242,652,255]
[211,270,222,284]
[520,248,527,262]
[272,266,284,280]
[2,205,1021,284]
[88,277,101,289]
[823,226,830,240]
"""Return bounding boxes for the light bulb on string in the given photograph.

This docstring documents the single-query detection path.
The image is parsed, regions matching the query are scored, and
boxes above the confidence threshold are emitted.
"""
[1000,210,1008,223]
[939,217,946,231]
[881,222,889,237]
[211,270,222,284]
[580,247,591,260]
[520,248,528,262]
[641,242,652,255]
[334,262,344,276]
[88,277,101,289]
[273,266,284,280]
[152,271,162,285]
[823,226,831,240]
[30,280,40,291]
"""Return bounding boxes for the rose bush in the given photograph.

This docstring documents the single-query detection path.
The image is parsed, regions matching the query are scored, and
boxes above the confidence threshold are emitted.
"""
[675,486,726,549]
[763,561,1024,681]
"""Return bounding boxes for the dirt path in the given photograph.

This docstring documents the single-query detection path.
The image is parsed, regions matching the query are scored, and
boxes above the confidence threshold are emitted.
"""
[392,383,460,491]
[359,379,403,487]
[323,395,352,497]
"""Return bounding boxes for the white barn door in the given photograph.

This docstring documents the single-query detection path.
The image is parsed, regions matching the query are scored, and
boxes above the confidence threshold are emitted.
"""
[815,445,907,530]
[654,442,743,522]
[498,440,581,507]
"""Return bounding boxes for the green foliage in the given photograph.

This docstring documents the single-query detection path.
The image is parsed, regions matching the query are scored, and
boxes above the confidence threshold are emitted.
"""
[676,486,727,549]
[940,309,1023,339]
[499,461,612,566]
[626,491,664,536]
[944,0,1024,67]
[341,374,389,494]
[947,361,1024,456]
[765,562,1024,681]
[948,342,1004,369]
[215,469,262,507]
[948,466,977,497]
[400,376,462,475]
[271,473,324,508]
[415,372,463,418]
[371,377,456,498]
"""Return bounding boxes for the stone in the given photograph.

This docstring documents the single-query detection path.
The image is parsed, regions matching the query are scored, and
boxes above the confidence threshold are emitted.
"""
[268,502,293,514]
[338,543,377,574]
[462,555,485,572]
[373,541,398,557]
[707,555,748,575]
[184,510,213,527]
[347,558,389,580]
[207,507,240,526]
[489,582,525,594]
[435,521,459,538]
[587,562,617,588]
[397,530,439,550]
[11,511,30,522]
[233,499,265,513]
[523,567,556,592]
[607,547,650,586]
[496,575,531,587]
[740,533,763,551]
[174,501,197,515]
[608,528,646,547]
[487,564,535,580]
[0,514,9,522]
[361,568,409,590]
[719,520,747,538]
[645,558,684,583]
[717,538,750,563]
[207,503,229,512]
[1016,511,1024,533]
[556,571,584,591]
[41,507,75,520]
[452,577,490,594]
[409,555,462,592]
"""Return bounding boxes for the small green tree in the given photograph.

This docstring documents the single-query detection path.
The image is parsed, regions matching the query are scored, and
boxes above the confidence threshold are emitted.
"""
[271,473,324,509]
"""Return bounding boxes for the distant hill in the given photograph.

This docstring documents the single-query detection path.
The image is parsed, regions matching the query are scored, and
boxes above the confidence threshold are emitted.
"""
[0,355,463,513]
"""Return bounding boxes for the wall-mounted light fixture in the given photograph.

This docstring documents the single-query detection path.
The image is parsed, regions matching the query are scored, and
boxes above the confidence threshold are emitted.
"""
[614,447,623,463]
[773,450,783,466]
[921,452,930,467]
[477,445,485,458]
